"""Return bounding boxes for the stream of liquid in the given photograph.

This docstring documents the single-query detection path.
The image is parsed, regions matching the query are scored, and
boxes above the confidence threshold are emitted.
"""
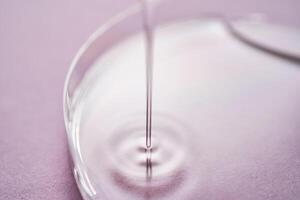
[142,0,153,150]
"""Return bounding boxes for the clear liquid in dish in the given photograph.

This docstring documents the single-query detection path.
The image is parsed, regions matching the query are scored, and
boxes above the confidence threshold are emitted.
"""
[68,19,300,200]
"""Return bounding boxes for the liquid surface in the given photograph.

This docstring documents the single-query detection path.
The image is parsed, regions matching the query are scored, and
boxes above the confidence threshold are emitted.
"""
[70,20,300,200]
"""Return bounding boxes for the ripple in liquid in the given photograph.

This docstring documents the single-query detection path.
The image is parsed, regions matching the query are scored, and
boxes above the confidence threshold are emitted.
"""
[106,115,193,198]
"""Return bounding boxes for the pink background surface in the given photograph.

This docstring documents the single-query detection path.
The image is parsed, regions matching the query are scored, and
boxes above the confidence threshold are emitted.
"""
[0,0,299,199]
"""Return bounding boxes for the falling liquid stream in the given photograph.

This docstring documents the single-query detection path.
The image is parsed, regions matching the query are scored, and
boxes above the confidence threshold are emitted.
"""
[142,0,154,150]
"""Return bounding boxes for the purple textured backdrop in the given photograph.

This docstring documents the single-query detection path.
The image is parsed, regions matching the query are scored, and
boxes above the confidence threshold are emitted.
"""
[0,0,299,199]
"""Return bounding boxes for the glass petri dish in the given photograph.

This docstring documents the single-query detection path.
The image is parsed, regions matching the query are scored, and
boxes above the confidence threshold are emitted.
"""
[63,0,300,199]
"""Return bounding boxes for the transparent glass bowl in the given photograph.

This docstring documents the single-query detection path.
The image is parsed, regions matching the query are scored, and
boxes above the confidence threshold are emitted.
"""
[63,1,300,199]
